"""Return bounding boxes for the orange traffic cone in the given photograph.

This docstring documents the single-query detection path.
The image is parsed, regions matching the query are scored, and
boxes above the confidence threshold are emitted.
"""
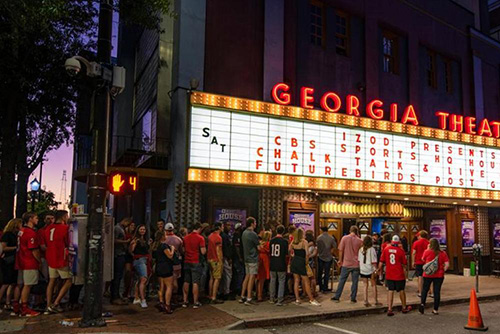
[464,289,488,331]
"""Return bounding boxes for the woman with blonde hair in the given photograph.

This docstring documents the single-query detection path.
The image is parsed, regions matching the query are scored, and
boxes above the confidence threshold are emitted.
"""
[0,218,22,310]
[289,228,320,306]
[257,231,271,302]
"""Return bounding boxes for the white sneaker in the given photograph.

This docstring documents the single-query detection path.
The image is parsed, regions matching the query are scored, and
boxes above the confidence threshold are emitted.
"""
[140,300,148,308]
[309,300,321,306]
[133,298,141,305]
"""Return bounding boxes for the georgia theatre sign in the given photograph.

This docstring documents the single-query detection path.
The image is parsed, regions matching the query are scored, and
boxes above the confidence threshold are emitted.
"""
[187,85,500,198]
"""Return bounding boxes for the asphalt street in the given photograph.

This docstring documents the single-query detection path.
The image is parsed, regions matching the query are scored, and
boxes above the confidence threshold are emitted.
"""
[177,299,499,334]
[269,299,497,334]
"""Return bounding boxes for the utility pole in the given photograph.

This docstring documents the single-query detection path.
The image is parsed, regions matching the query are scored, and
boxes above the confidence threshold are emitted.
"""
[80,0,112,327]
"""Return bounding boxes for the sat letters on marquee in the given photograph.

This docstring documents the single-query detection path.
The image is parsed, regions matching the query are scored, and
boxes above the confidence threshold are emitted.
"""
[189,106,500,191]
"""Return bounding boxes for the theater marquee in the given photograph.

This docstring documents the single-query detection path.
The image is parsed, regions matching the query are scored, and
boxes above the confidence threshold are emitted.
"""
[187,91,500,201]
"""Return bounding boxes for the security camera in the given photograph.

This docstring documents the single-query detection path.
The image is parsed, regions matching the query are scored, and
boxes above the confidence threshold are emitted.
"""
[190,78,199,90]
[65,57,81,77]
[110,66,126,98]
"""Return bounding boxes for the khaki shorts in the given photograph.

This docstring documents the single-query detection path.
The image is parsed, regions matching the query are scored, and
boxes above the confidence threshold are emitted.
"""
[245,262,258,275]
[17,270,39,286]
[49,266,72,279]
[209,260,223,279]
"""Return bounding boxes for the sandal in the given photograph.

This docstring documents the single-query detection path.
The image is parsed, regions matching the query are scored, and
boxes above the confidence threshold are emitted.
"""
[387,310,395,316]
[364,302,371,307]
[402,306,412,314]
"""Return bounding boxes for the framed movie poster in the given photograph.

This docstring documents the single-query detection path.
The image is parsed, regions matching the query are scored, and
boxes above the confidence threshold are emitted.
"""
[290,212,315,232]
[461,220,475,254]
[493,222,500,255]
[68,219,78,275]
[429,219,447,249]
[213,208,247,234]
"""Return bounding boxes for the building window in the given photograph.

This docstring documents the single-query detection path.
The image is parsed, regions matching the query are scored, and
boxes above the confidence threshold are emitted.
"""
[335,11,349,56]
[426,50,437,88]
[310,1,324,47]
[382,31,398,74]
[444,59,453,93]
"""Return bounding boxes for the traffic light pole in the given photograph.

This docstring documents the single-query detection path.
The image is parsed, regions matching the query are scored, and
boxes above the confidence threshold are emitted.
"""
[80,0,112,328]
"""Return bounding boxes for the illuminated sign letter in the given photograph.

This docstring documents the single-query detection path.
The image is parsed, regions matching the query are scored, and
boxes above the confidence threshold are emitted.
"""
[435,111,449,130]
[320,92,341,113]
[465,116,476,135]
[346,95,360,116]
[271,83,291,105]
[401,105,419,126]
[301,87,315,109]
[366,100,384,120]
[478,118,492,137]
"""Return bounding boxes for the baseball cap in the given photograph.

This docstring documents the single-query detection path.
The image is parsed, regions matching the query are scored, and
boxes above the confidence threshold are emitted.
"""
[392,235,400,243]
[235,223,241,230]
[165,223,174,231]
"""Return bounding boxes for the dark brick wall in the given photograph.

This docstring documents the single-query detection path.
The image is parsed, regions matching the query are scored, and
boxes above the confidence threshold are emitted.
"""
[204,0,265,100]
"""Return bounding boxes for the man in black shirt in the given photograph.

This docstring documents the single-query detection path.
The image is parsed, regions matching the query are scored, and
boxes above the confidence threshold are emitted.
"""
[269,225,288,306]
[231,223,244,296]
[220,222,233,299]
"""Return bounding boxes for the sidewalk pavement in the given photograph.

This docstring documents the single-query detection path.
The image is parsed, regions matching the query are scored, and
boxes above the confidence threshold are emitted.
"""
[2,274,499,333]
[0,301,238,334]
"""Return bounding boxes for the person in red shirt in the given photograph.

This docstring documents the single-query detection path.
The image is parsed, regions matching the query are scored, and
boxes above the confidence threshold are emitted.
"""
[14,212,41,317]
[419,238,450,315]
[411,230,430,297]
[43,210,71,314]
[182,223,206,309]
[379,235,411,316]
[207,222,224,304]
[37,212,55,281]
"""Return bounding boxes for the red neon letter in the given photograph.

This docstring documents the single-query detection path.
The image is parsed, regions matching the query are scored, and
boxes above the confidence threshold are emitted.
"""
[366,99,384,120]
[300,87,314,109]
[346,95,360,116]
[320,92,341,113]
[465,116,476,135]
[478,119,492,137]
[401,105,419,126]
[435,111,449,130]
[271,83,291,105]
[450,114,464,132]
[390,103,398,122]
[491,121,500,138]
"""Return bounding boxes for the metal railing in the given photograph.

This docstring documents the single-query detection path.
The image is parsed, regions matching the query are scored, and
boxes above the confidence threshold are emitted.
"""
[74,134,170,171]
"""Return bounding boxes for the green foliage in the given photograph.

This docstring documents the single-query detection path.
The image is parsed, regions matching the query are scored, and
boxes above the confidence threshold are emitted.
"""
[28,189,60,215]
[117,0,174,32]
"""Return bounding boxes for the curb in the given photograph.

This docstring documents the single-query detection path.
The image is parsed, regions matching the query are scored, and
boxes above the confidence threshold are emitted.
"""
[239,293,500,329]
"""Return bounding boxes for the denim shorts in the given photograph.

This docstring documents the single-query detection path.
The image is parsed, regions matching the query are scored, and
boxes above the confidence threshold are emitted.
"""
[184,262,202,284]
[133,257,148,278]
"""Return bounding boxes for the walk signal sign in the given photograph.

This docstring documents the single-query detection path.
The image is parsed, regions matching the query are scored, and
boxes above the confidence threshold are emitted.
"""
[109,171,138,195]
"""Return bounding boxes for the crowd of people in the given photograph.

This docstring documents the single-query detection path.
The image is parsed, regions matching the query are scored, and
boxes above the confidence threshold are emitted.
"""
[0,212,450,318]
[0,211,72,317]
[108,217,449,316]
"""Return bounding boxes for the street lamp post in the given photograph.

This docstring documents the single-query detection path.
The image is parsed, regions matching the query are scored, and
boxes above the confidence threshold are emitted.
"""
[29,178,40,212]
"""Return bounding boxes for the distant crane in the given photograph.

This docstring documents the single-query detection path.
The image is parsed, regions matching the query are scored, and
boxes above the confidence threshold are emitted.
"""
[59,170,67,208]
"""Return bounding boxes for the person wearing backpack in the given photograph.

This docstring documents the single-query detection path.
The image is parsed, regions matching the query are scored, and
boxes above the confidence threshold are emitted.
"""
[419,238,449,315]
